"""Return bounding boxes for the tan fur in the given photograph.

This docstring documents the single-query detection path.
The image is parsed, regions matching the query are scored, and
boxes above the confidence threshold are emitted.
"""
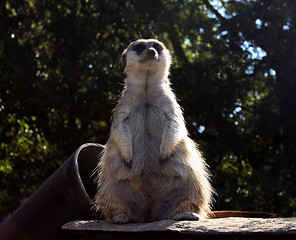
[94,39,213,223]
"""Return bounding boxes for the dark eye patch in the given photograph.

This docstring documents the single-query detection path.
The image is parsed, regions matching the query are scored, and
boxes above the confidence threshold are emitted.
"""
[132,43,146,55]
[153,42,163,54]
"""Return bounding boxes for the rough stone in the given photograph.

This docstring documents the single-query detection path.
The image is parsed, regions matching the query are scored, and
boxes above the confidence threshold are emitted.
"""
[62,218,296,235]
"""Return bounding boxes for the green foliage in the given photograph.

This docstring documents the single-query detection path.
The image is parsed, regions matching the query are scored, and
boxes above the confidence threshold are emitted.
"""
[0,0,295,218]
[0,114,53,217]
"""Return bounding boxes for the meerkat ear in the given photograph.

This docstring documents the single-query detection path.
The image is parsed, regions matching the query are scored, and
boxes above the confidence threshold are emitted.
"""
[122,51,127,67]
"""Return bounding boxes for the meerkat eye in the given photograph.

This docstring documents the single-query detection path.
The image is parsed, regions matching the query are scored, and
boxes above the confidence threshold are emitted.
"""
[153,43,163,54]
[132,43,146,55]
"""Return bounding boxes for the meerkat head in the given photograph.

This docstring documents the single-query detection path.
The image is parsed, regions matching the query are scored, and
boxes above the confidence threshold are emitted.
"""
[122,39,172,80]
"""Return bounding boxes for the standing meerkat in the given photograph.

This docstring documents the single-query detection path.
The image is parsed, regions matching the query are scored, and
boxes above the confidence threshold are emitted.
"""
[94,39,213,224]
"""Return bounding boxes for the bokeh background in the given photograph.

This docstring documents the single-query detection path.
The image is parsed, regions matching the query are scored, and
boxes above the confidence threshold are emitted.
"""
[1,0,295,220]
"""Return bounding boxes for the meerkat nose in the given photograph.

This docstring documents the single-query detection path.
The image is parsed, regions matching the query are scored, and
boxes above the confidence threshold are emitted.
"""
[147,48,157,57]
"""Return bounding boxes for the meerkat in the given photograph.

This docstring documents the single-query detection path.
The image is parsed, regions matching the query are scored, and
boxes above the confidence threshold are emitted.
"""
[94,39,213,224]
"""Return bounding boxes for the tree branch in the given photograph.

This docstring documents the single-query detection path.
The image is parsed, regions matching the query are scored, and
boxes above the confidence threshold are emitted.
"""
[202,0,226,22]
[167,26,188,64]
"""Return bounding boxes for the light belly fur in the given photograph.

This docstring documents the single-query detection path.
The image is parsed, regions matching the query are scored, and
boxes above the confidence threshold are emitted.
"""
[128,100,166,173]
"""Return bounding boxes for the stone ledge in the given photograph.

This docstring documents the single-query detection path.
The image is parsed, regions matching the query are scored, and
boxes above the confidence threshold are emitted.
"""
[60,218,296,239]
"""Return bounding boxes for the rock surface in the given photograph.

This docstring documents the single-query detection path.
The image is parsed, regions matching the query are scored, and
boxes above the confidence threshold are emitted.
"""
[62,218,296,234]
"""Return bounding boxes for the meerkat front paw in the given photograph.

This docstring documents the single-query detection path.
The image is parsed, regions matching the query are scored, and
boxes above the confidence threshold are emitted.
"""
[113,214,130,224]
[159,152,169,165]
[122,154,133,168]
[120,147,133,168]
[159,144,172,165]
[173,212,201,221]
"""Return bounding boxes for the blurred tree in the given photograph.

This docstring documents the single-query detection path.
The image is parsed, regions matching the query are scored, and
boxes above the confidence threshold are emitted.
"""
[0,0,295,218]
[220,0,296,216]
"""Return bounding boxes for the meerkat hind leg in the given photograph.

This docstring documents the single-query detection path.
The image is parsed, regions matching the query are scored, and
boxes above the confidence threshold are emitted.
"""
[110,179,146,223]
[173,212,201,221]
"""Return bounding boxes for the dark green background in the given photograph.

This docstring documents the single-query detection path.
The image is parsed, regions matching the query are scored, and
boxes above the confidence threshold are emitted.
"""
[1,0,295,219]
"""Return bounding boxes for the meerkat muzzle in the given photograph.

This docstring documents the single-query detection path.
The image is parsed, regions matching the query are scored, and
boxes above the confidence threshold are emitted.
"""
[147,48,157,57]
[140,48,158,63]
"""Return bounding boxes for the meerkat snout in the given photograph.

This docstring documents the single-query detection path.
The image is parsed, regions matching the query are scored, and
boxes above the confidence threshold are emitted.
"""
[140,48,158,63]
[147,48,157,56]
[145,48,158,60]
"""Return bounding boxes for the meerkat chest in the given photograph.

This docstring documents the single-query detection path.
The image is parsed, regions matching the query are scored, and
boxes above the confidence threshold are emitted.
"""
[129,94,166,133]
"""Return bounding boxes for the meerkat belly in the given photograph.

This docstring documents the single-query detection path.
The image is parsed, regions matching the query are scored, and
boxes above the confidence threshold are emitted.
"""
[129,101,165,169]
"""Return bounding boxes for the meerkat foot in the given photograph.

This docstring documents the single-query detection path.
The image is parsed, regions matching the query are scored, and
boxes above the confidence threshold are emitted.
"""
[173,212,201,221]
[113,214,130,224]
